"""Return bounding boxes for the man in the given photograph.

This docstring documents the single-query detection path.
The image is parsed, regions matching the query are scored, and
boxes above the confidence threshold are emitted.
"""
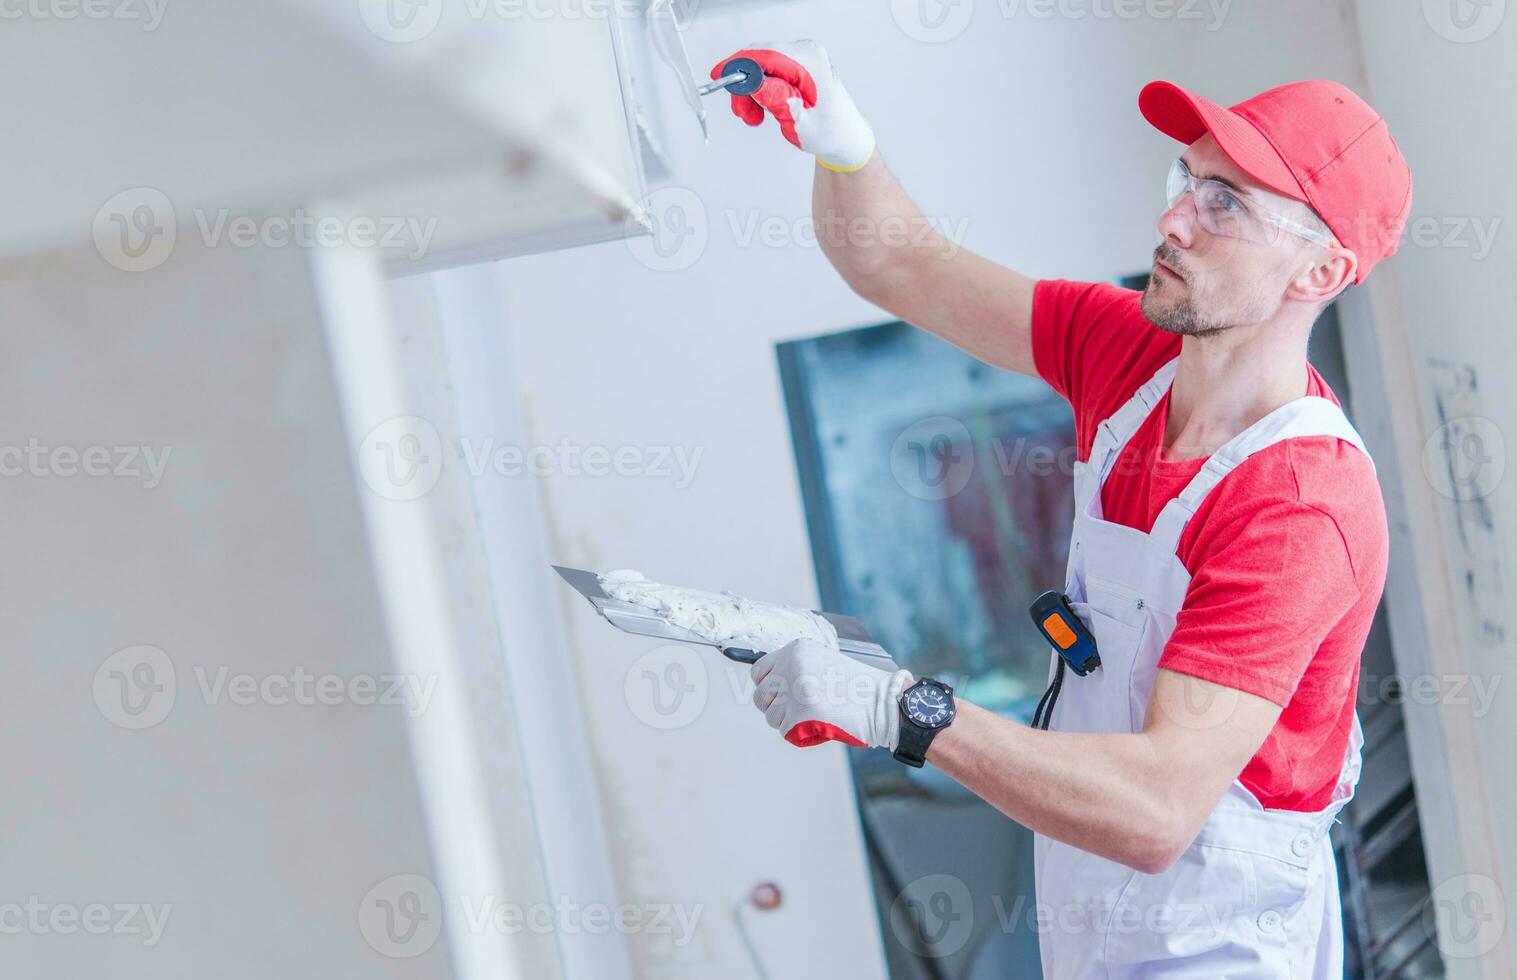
[716,41,1411,978]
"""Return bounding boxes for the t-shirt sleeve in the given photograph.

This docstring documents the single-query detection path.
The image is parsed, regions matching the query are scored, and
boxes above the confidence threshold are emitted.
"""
[1030,279,1179,459]
[1159,496,1368,706]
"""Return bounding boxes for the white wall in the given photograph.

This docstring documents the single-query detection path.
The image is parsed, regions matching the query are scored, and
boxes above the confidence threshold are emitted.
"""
[488,2,1383,977]
[0,236,467,978]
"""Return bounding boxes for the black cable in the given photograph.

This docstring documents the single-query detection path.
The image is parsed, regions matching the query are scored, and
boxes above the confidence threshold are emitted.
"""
[1031,658,1065,731]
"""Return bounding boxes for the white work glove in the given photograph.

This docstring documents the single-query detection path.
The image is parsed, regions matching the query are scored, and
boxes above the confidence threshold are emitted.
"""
[751,638,913,749]
[711,40,876,172]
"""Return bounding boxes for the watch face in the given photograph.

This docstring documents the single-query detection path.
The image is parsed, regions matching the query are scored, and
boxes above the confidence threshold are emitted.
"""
[904,682,954,729]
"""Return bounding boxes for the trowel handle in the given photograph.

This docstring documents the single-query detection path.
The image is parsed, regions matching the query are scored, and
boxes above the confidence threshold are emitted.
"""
[700,57,765,98]
[720,646,763,665]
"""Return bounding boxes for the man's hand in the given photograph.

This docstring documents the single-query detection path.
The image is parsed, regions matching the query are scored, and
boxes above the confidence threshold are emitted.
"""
[712,41,875,172]
[750,638,913,749]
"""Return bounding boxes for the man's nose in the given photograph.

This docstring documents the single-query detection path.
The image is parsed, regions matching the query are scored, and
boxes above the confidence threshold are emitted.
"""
[1156,198,1196,249]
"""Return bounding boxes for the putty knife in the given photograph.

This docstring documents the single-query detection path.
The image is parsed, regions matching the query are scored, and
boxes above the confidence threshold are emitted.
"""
[552,565,897,669]
[646,0,765,140]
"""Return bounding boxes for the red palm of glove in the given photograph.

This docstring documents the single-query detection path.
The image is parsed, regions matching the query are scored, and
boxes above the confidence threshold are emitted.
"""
[714,48,819,150]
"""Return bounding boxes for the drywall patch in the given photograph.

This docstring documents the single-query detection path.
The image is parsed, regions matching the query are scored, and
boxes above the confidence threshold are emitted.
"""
[1423,359,1508,647]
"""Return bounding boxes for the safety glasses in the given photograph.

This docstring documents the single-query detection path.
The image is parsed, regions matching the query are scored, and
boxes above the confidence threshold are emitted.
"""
[1166,159,1335,248]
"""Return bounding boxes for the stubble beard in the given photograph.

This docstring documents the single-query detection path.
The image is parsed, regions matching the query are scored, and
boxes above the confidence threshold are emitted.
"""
[1141,279,1230,338]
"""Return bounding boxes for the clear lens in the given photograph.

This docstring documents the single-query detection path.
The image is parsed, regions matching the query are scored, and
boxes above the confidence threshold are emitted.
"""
[1165,158,1296,246]
[1165,159,1190,210]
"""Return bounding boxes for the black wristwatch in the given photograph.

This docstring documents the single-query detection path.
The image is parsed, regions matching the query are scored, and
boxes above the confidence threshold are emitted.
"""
[893,678,956,768]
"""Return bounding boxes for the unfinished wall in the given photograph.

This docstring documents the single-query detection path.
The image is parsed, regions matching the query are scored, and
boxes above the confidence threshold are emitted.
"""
[1349,2,1517,972]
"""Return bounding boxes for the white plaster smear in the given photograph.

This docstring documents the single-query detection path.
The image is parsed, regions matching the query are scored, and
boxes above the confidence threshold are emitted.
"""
[599,569,838,654]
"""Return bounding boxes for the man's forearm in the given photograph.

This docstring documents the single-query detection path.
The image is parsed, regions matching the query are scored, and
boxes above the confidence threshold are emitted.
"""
[812,154,957,294]
[809,154,1038,375]
[925,700,1187,873]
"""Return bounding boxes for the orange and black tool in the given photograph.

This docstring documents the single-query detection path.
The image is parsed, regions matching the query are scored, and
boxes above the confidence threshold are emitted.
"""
[1030,591,1101,676]
[1028,591,1101,731]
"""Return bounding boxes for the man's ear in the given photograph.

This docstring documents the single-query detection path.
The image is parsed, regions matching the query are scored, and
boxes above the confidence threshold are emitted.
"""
[1287,245,1357,306]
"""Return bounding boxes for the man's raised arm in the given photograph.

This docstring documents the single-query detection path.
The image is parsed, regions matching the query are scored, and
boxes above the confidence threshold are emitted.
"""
[715,41,1040,376]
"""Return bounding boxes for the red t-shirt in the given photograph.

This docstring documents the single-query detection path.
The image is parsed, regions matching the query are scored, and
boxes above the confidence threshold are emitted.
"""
[1031,279,1389,812]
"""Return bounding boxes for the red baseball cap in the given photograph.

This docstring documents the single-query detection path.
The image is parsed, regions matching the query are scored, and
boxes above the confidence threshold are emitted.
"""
[1139,79,1412,283]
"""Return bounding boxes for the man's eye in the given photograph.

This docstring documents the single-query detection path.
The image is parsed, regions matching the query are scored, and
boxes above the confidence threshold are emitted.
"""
[1216,191,1245,213]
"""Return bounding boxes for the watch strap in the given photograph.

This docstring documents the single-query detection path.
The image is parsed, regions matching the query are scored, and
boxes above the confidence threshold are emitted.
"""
[892,718,935,768]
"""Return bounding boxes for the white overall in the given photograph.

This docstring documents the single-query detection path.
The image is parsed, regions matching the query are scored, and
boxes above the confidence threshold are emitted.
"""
[1033,358,1370,979]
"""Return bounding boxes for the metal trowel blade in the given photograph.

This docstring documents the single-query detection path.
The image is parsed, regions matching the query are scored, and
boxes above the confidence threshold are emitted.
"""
[646,0,709,141]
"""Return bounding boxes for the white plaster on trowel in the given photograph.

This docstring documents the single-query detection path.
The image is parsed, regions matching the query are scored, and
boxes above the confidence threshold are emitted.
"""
[599,569,838,654]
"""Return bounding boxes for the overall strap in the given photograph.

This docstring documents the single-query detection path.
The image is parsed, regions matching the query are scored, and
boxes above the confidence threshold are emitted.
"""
[1149,396,1373,555]
[1089,358,1179,483]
